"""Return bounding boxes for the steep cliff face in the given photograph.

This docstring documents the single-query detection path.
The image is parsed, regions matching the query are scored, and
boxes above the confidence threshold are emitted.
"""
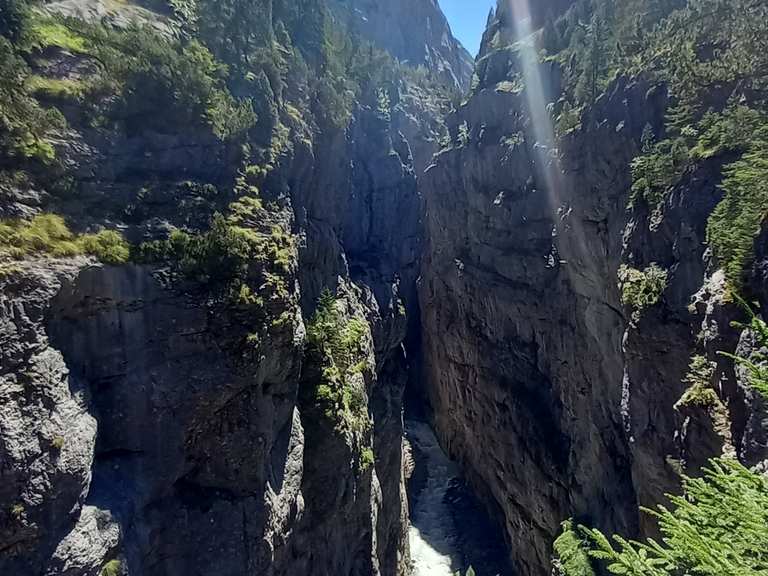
[420,2,768,574]
[0,0,454,574]
[420,64,649,576]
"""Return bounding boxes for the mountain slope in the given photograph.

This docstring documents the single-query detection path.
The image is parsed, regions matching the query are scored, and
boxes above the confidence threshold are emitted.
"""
[328,0,473,89]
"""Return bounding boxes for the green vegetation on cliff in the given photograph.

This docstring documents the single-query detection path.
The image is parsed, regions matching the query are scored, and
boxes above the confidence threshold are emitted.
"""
[0,34,64,163]
[543,0,768,289]
[0,0,256,173]
[100,559,122,576]
[135,178,294,304]
[674,355,719,410]
[302,289,375,472]
[305,289,372,436]
[708,141,768,289]
[35,17,256,139]
[0,213,129,263]
[618,263,668,321]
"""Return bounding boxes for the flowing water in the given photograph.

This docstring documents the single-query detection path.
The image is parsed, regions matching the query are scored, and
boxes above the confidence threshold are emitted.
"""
[406,420,512,576]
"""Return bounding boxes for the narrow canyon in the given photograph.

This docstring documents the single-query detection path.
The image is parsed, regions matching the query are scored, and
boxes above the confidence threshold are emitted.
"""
[1,0,766,575]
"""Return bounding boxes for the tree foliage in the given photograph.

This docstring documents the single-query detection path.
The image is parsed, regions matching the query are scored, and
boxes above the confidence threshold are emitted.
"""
[553,520,596,576]
[707,138,768,288]
[60,21,256,138]
[558,459,768,576]
[0,0,29,43]
[0,36,64,163]
[591,459,768,576]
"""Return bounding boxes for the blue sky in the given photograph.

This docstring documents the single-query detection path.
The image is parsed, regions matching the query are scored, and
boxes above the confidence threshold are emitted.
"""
[438,0,497,56]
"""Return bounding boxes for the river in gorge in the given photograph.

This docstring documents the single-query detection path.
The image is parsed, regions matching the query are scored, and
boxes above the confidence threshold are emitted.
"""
[405,420,513,576]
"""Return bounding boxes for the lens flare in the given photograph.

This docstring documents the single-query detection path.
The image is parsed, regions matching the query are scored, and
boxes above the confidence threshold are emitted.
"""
[505,0,598,284]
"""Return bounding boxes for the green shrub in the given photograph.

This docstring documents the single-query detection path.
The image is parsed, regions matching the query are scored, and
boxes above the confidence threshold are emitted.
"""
[618,263,668,319]
[100,559,122,576]
[555,102,582,136]
[360,447,374,471]
[135,193,294,305]
[10,503,24,519]
[675,355,719,409]
[572,458,768,576]
[630,136,690,209]
[0,213,81,258]
[144,214,254,288]
[0,213,129,263]
[0,37,65,162]
[80,230,130,264]
[267,225,294,274]
[553,520,596,576]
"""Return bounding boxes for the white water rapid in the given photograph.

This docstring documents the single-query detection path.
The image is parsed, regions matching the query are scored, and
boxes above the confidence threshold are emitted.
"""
[407,420,463,576]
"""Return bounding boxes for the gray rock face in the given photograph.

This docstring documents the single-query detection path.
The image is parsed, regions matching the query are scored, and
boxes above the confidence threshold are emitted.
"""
[1,2,440,574]
[1,256,306,576]
[328,0,473,89]
[0,259,96,574]
[419,10,768,576]
[419,65,648,575]
[288,85,430,576]
[45,506,123,576]
[48,262,305,576]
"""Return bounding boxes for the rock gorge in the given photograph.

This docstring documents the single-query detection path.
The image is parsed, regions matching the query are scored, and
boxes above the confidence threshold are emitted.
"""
[1,0,766,576]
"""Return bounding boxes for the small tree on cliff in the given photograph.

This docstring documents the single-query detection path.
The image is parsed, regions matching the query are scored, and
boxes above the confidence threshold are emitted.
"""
[556,459,768,576]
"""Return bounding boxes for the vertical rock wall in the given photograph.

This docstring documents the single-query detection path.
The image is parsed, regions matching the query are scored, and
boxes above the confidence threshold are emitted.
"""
[0,0,457,573]
[419,5,768,576]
